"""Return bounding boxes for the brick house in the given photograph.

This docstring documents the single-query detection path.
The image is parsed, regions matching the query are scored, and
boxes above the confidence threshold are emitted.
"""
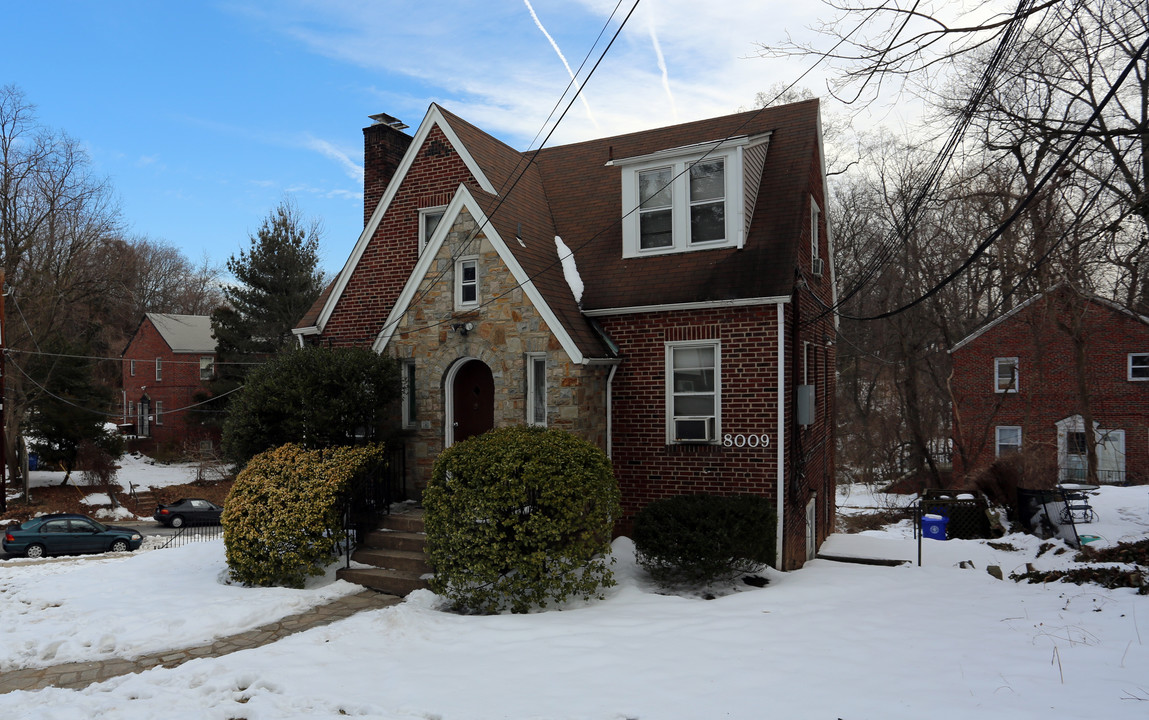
[951,284,1149,485]
[294,101,837,569]
[120,313,218,451]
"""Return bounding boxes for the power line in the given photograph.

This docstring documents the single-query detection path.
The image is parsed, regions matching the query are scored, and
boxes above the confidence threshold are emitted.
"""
[834,31,1149,323]
[366,0,881,341]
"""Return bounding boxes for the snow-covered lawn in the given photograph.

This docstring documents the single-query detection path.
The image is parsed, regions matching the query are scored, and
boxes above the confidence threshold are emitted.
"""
[0,482,1146,718]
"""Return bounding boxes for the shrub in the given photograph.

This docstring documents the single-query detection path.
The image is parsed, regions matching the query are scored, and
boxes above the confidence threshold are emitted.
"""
[423,425,621,614]
[223,443,387,588]
[633,494,776,587]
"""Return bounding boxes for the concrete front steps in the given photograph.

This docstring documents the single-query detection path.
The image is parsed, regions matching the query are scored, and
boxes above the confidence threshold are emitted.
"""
[337,508,431,596]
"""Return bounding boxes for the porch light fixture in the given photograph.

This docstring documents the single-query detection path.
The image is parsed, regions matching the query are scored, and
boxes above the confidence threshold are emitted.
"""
[451,322,474,336]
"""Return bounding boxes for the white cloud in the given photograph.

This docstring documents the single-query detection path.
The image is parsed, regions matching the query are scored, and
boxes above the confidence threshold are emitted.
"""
[302,136,364,183]
[227,0,834,148]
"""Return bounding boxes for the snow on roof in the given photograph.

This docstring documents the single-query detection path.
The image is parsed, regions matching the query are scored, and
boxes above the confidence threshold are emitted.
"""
[554,236,583,306]
[145,313,216,354]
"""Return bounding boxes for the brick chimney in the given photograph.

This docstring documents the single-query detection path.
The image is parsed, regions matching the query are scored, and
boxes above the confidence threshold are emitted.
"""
[363,113,414,227]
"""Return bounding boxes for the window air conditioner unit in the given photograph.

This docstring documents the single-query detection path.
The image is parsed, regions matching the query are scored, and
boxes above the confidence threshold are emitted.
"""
[811,257,824,278]
[674,416,715,443]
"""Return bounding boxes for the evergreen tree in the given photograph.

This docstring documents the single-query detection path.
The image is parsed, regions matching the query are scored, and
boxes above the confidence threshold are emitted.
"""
[26,339,122,484]
[222,345,400,465]
[206,200,325,422]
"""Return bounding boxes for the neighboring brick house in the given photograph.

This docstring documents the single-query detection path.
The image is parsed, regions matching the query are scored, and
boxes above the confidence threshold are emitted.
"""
[294,101,837,570]
[951,284,1149,485]
[120,313,218,451]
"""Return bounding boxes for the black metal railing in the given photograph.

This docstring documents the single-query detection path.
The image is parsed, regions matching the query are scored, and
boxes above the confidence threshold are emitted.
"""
[340,443,406,568]
[157,523,223,550]
[1058,468,1126,485]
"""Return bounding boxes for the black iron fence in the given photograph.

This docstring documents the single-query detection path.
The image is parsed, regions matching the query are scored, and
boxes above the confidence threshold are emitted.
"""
[1057,468,1126,485]
[340,443,406,567]
[157,523,223,549]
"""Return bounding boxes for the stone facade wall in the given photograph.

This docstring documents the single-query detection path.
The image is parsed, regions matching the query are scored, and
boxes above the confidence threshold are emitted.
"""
[387,208,610,496]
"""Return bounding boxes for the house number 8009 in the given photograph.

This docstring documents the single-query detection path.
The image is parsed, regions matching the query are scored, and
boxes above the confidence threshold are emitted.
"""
[723,433,771,448]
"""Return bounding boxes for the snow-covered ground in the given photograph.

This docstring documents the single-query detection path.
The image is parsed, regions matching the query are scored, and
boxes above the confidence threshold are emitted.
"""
[0,476,1147,718]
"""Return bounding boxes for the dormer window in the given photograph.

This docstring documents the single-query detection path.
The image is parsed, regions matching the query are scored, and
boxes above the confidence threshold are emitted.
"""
[615,136,764,259]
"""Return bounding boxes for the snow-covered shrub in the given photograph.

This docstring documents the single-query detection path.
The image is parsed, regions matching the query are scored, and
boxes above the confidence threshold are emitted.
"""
[423,425,620,614]
[633,494,776,587]
[223,443,388,588]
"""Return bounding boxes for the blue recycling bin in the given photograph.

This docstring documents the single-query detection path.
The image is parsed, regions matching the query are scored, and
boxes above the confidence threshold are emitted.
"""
[921,513,948,540]
[28,453,38,471]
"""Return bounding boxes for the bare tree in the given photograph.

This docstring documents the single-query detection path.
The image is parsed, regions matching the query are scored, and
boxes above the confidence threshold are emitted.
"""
[0,85,123,509]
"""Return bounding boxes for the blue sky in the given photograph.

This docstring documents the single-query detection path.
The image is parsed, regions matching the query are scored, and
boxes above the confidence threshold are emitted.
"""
[5,1,831,277]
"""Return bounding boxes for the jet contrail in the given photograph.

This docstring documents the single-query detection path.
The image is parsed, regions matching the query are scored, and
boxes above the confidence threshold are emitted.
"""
[646,7,678,121]
[523,0,600,131]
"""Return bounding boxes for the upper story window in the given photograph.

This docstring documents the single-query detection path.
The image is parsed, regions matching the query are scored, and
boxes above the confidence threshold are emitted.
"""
[200,356,215,381]
[419,207,446,253]
[810,197,823,276]
[455,256,479,309]
[155,358,163,382]
[1128,353,1149,381]
[994,357,1018,393]
[129,359,136,377]
[615,138,752,258]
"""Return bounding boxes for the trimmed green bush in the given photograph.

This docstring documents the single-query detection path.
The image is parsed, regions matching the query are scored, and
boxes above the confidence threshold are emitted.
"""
[223,443,387,588]
[633,494,776,587]
[423,425,621,614]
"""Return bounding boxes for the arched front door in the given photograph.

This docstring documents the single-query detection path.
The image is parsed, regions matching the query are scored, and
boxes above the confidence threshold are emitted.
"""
[449,359,494,445]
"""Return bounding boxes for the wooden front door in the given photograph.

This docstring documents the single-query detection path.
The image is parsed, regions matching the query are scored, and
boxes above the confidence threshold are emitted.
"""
[452,359,494,443]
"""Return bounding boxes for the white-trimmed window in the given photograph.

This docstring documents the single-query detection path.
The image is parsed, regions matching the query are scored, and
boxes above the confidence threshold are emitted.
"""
[811,197,821,262]
[126,401,133,422]
[155,400,164,425]
[129,359,136,377]
[666,341,720,443]
[994,357,1018,393]
[996,426,1021,456]
[527,354,547,427]
[155,358,162,382]
[617,142,745,258]
[199,356,215,381]
[419,206,446,252]
[1128,353,1149,381]
[401,360,417,428]
[455,256,479,308]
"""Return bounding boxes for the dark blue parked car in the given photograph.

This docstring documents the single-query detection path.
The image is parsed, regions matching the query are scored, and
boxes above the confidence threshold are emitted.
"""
[3,514,143,558]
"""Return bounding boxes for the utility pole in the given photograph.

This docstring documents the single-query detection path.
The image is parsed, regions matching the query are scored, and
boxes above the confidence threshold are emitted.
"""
[1,269,6,513]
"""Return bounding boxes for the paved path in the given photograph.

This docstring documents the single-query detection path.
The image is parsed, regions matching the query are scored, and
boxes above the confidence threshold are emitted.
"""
[0,590,400,695]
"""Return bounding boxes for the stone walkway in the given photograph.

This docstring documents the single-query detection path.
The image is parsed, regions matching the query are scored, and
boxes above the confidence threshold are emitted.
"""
[0,590,400,695]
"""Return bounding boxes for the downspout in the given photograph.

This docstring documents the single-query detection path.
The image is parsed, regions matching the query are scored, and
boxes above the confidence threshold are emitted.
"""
[606,364,618,458]
[776,302,786,569]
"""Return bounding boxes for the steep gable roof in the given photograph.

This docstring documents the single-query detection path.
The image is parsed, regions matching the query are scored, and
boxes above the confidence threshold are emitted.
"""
[298,100,825,349]
[532,100,820,311]
[950,283,1149,353]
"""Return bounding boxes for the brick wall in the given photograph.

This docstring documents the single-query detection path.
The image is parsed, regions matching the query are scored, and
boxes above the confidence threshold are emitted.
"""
[324,125,474,347]
[952,289,1149,483]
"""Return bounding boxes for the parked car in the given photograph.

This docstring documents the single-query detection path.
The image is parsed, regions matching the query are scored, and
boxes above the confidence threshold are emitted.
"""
[153,498,224,528]
[3,514,143,558]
